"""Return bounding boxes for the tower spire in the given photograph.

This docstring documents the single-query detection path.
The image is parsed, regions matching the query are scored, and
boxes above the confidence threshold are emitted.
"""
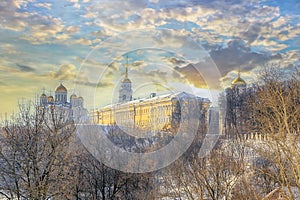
[125,55,129,78]
[119,55,132,103]
[238,67,241,78]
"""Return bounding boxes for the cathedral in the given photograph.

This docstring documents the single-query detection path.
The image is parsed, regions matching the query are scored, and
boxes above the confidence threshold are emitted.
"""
[39,83,84,108]
[219,70,249,138]
[90,61,211,132]
[39,83,88,122]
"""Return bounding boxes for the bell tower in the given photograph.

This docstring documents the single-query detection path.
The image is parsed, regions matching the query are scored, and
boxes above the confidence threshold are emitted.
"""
[119,56,133,103]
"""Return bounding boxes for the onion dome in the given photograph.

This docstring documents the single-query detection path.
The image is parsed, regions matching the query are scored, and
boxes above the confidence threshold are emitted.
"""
[231,70,246,86]
[70,94,77,99]
[55,83,67,92]
[232,76,246,85]
[78,96,84,100]
[47,95,54,102]
[40,93,47,98]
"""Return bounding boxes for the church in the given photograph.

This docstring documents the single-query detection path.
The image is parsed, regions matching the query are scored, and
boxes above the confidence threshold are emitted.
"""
[219,69,250,138]
[90,61,211,132]
[39,83,88,123]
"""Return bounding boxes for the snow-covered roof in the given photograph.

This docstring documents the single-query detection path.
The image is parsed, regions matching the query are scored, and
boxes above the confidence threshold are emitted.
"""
[100,92,210,110]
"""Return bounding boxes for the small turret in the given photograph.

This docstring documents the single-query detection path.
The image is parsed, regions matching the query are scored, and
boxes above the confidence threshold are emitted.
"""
[78,96,84,107]
[40,93,47,106]
[70,94,77,107]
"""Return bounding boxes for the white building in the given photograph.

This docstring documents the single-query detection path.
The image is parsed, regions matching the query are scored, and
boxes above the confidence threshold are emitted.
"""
[39,83,88,123]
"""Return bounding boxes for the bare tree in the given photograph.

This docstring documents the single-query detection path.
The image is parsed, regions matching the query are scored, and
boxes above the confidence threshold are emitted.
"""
[69,125,158,200]
[246,66,300,199]
[158,138,249,200]
[0,102,76,199]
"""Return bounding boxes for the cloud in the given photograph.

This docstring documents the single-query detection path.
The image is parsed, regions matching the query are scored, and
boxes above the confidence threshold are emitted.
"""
[165,57,188,67]
[174,63,206,87]
[22,16,66,44]
[34,3,52,9]
[0,65,18,73]
[72,68,114,88]
[282,51,300,64]
[64,25,80,34]
[149,0,159,3]
[74,80,113,88]
[72,38,92,46]
[72,57,121,88]
[129,68,169,86]
[241,22,262,44]
[209,39,283,75]
[132,60,147,67]
[16,64,36,72]
[0,0,299,112]
[90,29,112,38]
[49,64,78,80]
[251,39,288,51]
[0,1,32,31]
[0,43,18,55]
[0,1,76,45]
[67,0,81,8]
[80,0,294,59]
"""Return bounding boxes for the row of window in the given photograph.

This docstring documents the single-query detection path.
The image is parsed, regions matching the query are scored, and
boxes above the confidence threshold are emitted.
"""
[55,94,67,102]
[99,105,172,117]
[136,118,170,126]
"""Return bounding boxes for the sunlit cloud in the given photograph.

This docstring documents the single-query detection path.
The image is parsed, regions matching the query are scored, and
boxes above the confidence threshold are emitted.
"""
[0,0,299,113]
[34,3,52,10]
[49,64,78,80]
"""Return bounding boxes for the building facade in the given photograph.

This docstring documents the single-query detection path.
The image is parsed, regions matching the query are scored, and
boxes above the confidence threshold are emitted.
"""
[92,92,210,131]
[39,83,88,123]
[91,63,211,132]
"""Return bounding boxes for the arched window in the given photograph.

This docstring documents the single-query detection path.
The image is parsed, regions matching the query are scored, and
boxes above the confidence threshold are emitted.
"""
[122,95,126,100]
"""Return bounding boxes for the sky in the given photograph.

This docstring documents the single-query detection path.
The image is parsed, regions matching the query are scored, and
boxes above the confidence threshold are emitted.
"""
[0,0,299,115]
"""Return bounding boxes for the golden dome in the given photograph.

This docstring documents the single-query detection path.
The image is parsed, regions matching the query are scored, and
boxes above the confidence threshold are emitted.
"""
[231,70,246,86]
[55,83,67,92]
[78,96,83,100]
[70,94,77,98]
[40,93,47,98]
[47,95,54,102]
[232,77,246,85]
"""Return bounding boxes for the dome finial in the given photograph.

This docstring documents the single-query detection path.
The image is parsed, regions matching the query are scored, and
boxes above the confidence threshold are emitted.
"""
[231,68,246,86]
[121,55,131,83]
[55,82,67,92]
